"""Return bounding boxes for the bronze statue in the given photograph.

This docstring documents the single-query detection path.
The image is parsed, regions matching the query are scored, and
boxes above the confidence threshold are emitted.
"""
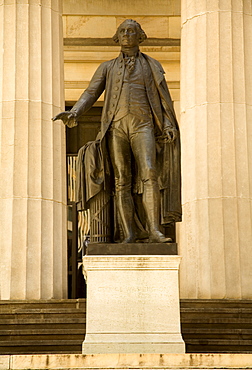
[53,19,181,243]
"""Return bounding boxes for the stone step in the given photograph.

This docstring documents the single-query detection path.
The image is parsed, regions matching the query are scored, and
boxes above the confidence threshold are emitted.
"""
[0,328,85,341]
[0,299,85,354]
[0,322,85,331]
[183,327,252,333]
[181,311,252,319]
[0,299,252,354]
[0,308,85,314]
[0,309,85,316]
[185,340,252,353]
[180,299,252,307]
[183,331,252,345]
[0,340,82,354]
[0,315,85,322]
[0,299,86,311]
[180,300,252,353]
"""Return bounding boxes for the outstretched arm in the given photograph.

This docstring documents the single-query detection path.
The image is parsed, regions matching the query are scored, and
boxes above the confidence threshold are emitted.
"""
[52,61,107,127]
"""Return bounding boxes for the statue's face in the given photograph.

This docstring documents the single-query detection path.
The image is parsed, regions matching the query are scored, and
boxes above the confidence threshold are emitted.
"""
[117,22,139,48]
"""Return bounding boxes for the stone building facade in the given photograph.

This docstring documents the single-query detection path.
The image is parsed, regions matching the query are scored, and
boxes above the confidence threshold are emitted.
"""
[0,0,252,303]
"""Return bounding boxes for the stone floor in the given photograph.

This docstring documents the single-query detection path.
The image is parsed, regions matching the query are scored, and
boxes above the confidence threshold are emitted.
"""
[1,353,252,370]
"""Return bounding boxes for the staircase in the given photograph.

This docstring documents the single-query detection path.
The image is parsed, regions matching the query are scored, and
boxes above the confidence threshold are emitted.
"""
[0,299,85,354]
[0,299,252,354]
[181,299,252,353]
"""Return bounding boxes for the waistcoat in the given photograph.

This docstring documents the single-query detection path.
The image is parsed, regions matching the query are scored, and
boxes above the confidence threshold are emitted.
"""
[113,57,152,121]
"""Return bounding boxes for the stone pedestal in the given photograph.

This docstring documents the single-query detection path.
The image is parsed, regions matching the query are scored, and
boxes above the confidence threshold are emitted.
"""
[82,247,185,354]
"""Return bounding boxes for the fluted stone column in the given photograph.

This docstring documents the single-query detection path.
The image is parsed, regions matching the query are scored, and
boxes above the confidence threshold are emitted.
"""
[0,0,67,299]
[179,0,252,298]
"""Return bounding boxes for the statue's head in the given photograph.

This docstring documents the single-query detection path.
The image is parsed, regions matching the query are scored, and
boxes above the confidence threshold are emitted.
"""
[112,19,147,47]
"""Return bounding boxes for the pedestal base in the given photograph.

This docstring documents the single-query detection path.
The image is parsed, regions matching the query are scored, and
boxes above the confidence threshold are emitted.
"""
[82,335,185,354]
[82,251,185,354]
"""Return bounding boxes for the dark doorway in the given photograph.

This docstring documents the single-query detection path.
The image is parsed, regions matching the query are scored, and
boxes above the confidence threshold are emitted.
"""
[66,106,102,298]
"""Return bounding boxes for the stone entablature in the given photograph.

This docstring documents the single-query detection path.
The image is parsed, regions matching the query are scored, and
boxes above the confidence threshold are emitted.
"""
[62,0,181,114]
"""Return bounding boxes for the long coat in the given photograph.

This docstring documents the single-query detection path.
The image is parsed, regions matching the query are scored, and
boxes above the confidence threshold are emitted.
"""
[74,52,182,224]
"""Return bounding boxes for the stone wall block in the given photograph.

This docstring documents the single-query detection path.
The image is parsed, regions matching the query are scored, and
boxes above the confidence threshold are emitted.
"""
[41,199,54,299]
[246,105,252,191]
[239,199,252,297]
[26,198,42,299]
[219,103,236,196]
[55,121,67,218]
[244,14,252,103]
[63,0,180,17]
[177,201,198,298]
[180,108,196,202]
[181,20,196,109]
[180,0,252,298]
[219,12,233,103]
[28,108,42,197]
[41,5,53,104]
[194,15,207,105]
[0,0,67,299]
[0,199,13,299]
[29,3,42,101]
[234,104,250,197]
[0,6,3,103]
[52,4,64,109]
[206,12,220,103]
[0,114,15,198]
[195,198,211,297]
[244,0,252,14]
[15,2,29,100]
[173,101,180,120]
[232,14,246,103]
[2,3,16,101]
[10,198,28,299]
[13,101,29,198]
[222,197,241,297]
[194,105,208,199]
[52,201,65,299]
[208,197,226,297]
[66,16,117,38]
[206,104,222,197]
[168,16,181,38]
[41,118,54,199]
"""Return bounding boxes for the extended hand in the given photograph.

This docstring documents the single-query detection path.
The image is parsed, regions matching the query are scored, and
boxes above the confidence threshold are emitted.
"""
[52,111,77,128]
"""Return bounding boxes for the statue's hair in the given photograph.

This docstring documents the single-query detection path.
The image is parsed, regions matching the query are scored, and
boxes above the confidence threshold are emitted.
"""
[112,19,147,44]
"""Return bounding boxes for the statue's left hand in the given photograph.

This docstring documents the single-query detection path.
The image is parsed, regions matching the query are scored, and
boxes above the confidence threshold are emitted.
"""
[163,127,177,143]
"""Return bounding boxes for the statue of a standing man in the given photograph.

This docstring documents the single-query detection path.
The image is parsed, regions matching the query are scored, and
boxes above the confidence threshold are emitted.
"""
[53,19,182,243]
